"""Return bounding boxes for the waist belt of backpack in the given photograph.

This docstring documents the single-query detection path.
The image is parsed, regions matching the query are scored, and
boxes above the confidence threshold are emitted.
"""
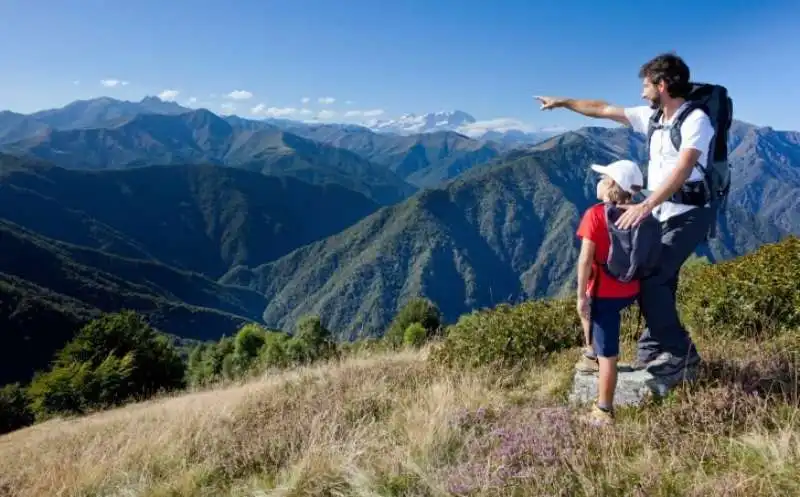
[668,180,708,206]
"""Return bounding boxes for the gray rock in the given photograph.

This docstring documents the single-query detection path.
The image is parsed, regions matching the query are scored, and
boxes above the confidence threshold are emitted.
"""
[568,364,699,407]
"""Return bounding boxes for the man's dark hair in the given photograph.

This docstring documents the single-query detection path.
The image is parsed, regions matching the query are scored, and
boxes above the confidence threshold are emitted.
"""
[639,52,691,98]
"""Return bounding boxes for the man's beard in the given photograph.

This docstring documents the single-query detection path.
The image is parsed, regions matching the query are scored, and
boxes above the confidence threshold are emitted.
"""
[649,95,661,110]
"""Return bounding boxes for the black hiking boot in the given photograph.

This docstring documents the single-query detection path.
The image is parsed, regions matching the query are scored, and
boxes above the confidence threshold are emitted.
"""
[645,351,702,377]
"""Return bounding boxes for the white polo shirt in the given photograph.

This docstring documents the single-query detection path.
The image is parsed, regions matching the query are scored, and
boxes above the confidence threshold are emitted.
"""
[624,103,715,222]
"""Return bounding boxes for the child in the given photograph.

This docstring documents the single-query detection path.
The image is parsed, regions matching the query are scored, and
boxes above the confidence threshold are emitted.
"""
[574,159,643,426]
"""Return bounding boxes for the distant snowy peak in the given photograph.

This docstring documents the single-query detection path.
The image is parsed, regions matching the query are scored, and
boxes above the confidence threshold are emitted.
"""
[368,110,477,134]
[366,109,566,147]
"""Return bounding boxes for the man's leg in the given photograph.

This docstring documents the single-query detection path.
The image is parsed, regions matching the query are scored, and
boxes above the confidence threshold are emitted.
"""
[636,207,712,369]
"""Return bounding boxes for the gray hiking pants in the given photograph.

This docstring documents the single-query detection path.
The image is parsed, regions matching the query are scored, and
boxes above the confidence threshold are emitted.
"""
[637,205,713,362]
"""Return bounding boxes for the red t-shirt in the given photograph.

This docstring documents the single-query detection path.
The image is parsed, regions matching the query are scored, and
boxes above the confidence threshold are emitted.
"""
[576,203,640,299]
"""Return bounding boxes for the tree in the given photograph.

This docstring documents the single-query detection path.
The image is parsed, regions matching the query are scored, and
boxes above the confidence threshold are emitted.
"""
[385,297,442,347]
[0,383,34,434]
[27,310,185,419]
[403,323,427,348]
[233,323,268,374]
[259,331,292,369]
[290,315,336,363]
[235,324,267,358]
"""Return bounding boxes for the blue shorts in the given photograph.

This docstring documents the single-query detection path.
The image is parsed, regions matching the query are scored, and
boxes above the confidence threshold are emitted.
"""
[590,296,637,358]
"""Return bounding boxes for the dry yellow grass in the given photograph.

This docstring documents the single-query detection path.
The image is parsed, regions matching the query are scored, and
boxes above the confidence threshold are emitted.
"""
[2,335,800,497]
[0,346,521,496]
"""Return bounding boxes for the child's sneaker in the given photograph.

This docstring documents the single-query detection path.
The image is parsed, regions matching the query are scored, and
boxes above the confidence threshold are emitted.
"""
[579,403,615,426]
[574,346,599,373]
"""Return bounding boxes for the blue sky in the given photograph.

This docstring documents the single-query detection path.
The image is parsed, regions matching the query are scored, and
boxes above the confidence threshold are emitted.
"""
[1,0,798,131]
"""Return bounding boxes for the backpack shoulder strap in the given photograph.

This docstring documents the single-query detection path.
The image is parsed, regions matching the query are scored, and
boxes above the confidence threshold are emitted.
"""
[603,201,620,226]
[643,110,663,189]
[646,109,662,150]
[668,101,705,153]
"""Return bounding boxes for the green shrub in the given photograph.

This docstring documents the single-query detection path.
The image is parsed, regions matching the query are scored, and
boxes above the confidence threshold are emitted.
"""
[0,383,34,434]
[430,297,581,369]
[233,323,268,374]
[27,353,137,419]
[385,297,442,347]
[619,304,644,344]
[26,310,185,420]
[291,315,337,364]
[403,322,427,348]
[337,337,389,358]
[186,343,211,385]
[186,336,237,385]
[235,324,267,360]
[678,236,800,340]
[259,331,292,369]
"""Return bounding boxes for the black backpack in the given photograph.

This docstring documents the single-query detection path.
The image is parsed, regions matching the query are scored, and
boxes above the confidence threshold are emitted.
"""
[601,202,663,284]
[645,83,734,238]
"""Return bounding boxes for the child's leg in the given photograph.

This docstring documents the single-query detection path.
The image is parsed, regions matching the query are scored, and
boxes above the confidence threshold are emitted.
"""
[597,357,618,410]
[591,297,635,411]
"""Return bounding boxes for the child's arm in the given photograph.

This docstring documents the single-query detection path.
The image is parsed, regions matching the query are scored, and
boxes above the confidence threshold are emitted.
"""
[577,238,595,303]
[575,206,600,347]
[577,238,595,344]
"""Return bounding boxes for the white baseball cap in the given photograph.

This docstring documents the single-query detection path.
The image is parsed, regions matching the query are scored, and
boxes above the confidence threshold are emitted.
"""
[590,159,644,194]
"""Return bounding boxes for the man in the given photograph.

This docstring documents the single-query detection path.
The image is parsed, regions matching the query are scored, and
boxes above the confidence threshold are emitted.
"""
[535,52,714,376]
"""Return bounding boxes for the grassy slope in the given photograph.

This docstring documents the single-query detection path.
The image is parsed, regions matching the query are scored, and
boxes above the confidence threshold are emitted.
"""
[1,334,799,496]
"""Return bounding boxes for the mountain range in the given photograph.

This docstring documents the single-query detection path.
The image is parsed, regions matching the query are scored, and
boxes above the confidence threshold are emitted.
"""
[0,95,797,384]
[0,96,188,144]
[1,109,416,205]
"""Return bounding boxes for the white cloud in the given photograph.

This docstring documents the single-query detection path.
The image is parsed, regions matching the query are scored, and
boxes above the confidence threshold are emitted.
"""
[100,79,129,88]
[226,90,253,100]
[344,109,384,118]
[158,89,180,101]
[250,103,267,115]
[301,97,310,104]
[187,97,198,105]
[73,80,80,86]
[299,108,312,115]
[345,100,354,105]
[219,103,237,115]
[457,118,534,136]
[251,104,297,117]
[455,118,568,138]
[318,97,335,105]
[317,110,336,119]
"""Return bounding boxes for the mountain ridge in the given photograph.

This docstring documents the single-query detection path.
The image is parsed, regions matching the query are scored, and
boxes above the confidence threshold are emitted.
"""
[0,155,381,278]
[0,216,268,385]
[221,127,797,339]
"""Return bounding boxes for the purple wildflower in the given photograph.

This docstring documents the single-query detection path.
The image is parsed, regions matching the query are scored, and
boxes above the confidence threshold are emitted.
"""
[445,406,578,495]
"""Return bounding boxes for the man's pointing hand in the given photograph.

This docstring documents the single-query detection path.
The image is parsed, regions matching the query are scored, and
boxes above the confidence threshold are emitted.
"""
[534,96,565,110]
